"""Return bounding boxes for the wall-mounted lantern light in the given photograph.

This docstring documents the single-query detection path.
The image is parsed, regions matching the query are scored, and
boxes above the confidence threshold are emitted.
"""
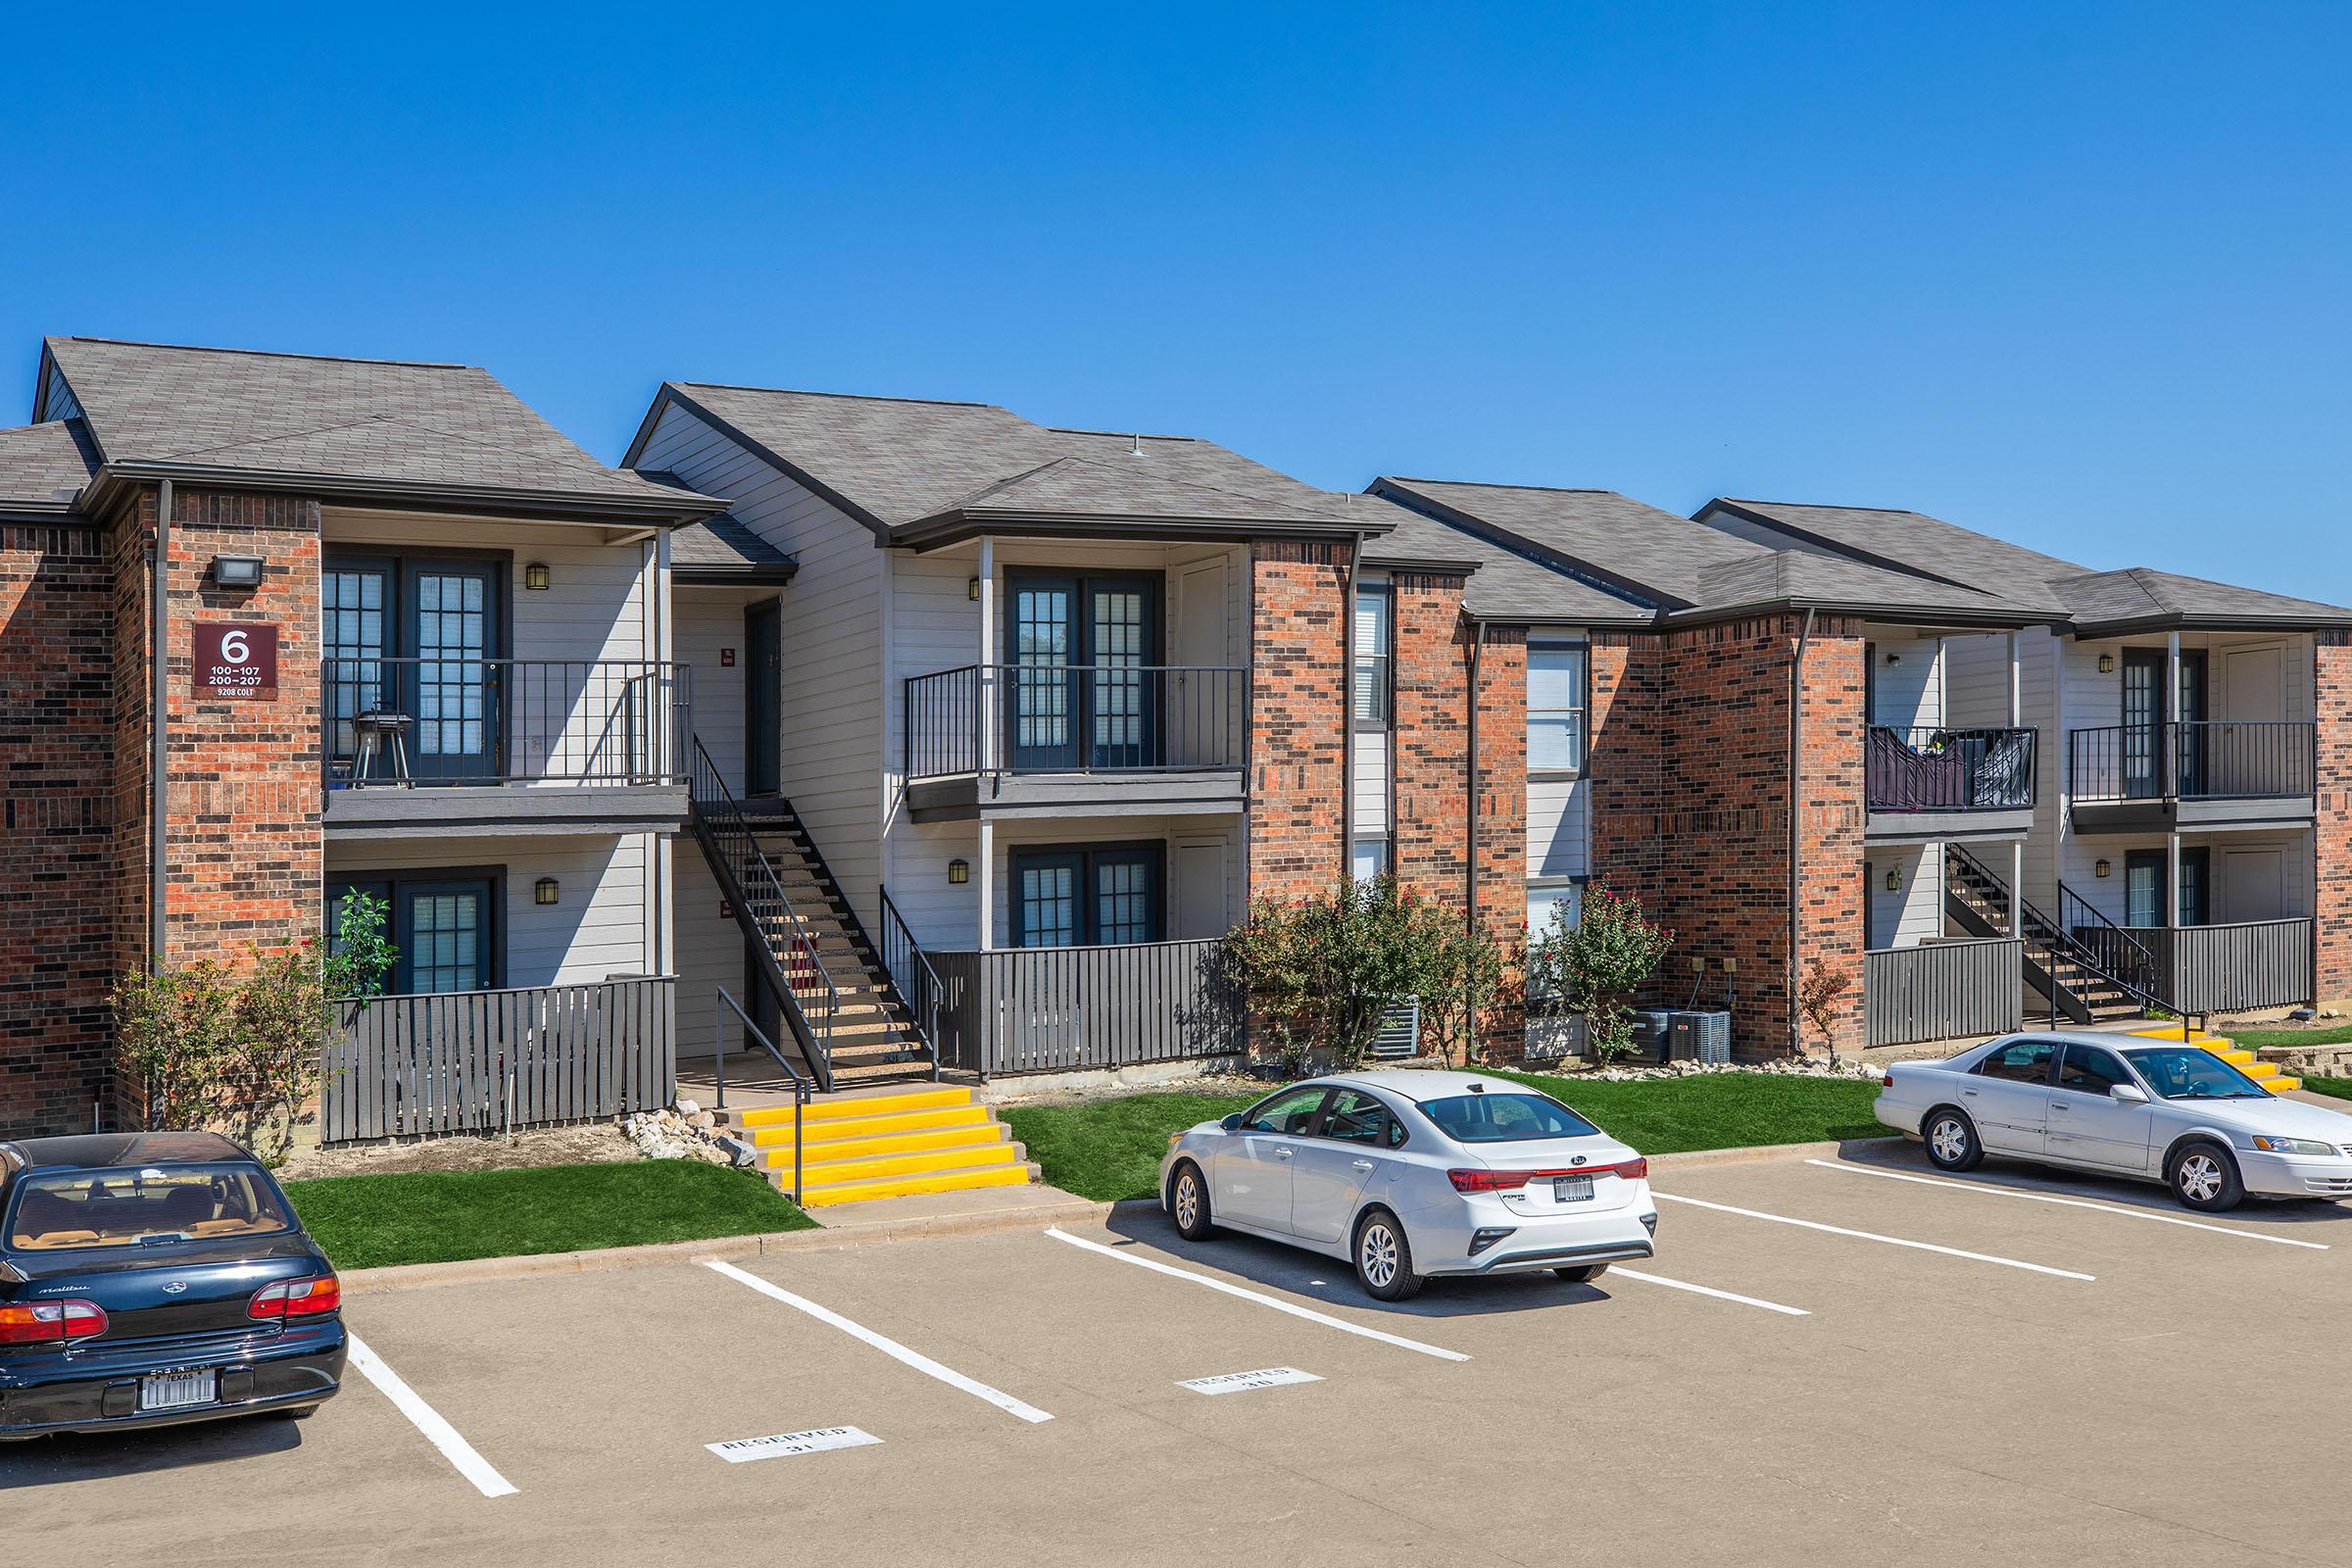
[534,877,560,905]
[212,555,265,589]
[2094,859,2111,879]
[1886,866,1902,892]
[966,576,981,602]
[2098,653,2116,674]
[948,858,970,885]
[1884,652,1901,664]
[524,562,552,591]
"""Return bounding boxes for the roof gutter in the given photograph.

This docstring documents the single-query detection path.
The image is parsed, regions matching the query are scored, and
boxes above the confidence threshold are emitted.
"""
[79,463,725,527]
[1786,608,1816,1057]
[893,509,1380,552]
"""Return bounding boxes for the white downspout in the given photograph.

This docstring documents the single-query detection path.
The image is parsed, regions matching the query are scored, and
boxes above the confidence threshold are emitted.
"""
[976,538,996,952]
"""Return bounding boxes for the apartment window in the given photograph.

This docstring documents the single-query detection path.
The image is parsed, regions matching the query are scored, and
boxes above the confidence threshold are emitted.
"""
[1010,845,1164,948]
[1351,836,1391,884]
[1528,642,1589,772]
[327,869,502,995]
[1527,879,1584,937]
[1352,584,1392,725]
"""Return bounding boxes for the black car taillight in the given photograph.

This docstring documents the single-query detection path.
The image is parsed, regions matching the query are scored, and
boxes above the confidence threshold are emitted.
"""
[249,1275,340,1321]
[0,1298,108,1344]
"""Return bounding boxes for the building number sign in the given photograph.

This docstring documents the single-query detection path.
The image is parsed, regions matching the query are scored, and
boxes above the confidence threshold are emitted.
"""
[193,622,278,699]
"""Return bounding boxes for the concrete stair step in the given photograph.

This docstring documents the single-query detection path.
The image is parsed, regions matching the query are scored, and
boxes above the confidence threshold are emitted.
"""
[783,1140,1027,1186]
[746,1104,994,1148]
[757,1122,1010,1164]
[740,1085,974,1130]
[790,1162,1036,1207]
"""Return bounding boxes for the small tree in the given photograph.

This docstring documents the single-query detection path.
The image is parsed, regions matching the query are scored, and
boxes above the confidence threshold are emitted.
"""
[1797,955,1855,1063]
[1221,877,1498,1073]
[1425,914,1513,1068]
[1523,881,1675,1064]
[324,890,397,1000]
[114,957,244,1133]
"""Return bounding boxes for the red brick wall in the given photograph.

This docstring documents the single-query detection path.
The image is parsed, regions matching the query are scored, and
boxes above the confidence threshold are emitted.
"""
[1247,541,1348,903]
[0,522,116,1134]
[1392,573,1470,909]
[2317,631,2352,1005]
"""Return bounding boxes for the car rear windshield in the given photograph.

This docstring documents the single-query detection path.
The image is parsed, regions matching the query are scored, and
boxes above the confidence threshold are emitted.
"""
[4,1163,293,1252]
[2120,1048,2271,1101]
[1421,1093,1600,1144]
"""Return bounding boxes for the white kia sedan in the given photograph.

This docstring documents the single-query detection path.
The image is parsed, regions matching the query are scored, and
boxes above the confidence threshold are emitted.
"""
[1876,1032,2352,1211]
[1160,1070,1659,1299]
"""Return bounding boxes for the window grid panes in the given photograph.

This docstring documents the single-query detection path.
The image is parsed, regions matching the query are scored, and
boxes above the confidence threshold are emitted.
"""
[1013,586,1073,751]
[1090,588,1146,758]
[408,890,483,994]
[1019,862,1078,948]
[1528,645,1589,771]
[1095,854,1154,946]
[1352,588,1392,724]
[416,572,489,760]
[322,568,386,758]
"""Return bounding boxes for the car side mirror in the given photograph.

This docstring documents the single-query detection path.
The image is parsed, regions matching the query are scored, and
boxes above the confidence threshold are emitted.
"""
[1219,1113,1245,1132]
[2110,1083,2149,1104]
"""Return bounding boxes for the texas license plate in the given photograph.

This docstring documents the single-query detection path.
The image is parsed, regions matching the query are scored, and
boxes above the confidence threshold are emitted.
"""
[1552,1175,1594,1202]
[138,1369,218,1412]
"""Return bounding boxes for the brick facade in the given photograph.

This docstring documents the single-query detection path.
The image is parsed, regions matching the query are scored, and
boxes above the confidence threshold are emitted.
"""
[0,522,116,1133]
[1246,540,1349,903]
[2316,631,2352,1006]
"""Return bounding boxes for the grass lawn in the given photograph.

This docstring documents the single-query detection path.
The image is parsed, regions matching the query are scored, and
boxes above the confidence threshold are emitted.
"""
[284,1159,815,1271]
[2298,1077,2352,1103]
[2227,1023,2352,1051]
[1003,1072,1893,1203]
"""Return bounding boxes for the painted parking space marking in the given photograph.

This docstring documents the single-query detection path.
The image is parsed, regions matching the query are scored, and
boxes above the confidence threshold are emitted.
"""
[1178,1366,1324,1396]
[1803,1159,2332,1250]
[708,1426,884,1463]
[1608,1267,1810,1316]
[345,1332,518,1498]
[703,1259,1054,1424]
[1045,1227,1469,1361]
[1651,1193,2095,1280]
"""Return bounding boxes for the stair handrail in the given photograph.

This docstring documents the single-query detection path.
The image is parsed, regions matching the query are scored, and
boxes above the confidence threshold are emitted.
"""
[2054,882,2164,995]
[710,985,808,1202]
[877,884,946,1081]
[688,736,840,1090]
[1943,844,2185,1023]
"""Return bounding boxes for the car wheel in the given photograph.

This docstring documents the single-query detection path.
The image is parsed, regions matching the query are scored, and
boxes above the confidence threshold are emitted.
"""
[1352,1207,1424,1301]
[1922,1107,1984,1172]
[1553,1263,1609,1284]
[1169,1160,1215,1242]
[2168,1141,2244,1212]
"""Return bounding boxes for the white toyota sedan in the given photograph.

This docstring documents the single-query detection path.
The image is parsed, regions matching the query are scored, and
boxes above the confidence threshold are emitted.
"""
[1876,1031,2352,1210]
[1160,1070,1659,1299]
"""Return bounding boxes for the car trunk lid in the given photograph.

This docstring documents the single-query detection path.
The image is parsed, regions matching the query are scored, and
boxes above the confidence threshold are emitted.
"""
[5,1233,322,1345]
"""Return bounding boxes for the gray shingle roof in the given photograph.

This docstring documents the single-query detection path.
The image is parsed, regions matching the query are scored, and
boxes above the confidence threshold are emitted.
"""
[646,383,1371,541]
[42,337,718,516]
[670,512,797,579]
[1698,499,2082,615]
[2049,566,2352,631]
[1357,494,1650,622]
[0,418,97,508]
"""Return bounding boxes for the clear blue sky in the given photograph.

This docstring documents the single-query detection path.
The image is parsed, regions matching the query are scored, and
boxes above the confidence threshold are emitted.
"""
[6,2,2345,593]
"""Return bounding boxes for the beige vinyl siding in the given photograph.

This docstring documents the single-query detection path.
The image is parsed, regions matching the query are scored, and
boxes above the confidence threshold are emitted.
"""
[1865,843,1944,949]
[1526,777,1589,880]
[1864,632,1943,728]
[671,843,745,1034]
[325,834,655,988]
[1940,632,2018,728]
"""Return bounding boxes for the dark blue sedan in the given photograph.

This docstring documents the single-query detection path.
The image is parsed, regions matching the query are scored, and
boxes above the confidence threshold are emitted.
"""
[0,1131,345,1438]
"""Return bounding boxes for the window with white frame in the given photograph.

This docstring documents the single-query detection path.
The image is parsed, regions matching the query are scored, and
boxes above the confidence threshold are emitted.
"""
[1352,584,1391,725]
[1527,642,1588,772]
[1527,879,1584,939]
[1351,836,1390,884]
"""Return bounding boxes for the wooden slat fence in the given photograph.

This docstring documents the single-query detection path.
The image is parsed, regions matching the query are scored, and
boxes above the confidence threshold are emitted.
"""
[321,976,675,1143]
[927,939,1243,1077]
[1865,939,2023,1048]
[2147,920,2313,1014]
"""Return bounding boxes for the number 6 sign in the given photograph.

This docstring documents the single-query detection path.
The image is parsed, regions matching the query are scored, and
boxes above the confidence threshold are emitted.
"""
[193,622,278,700]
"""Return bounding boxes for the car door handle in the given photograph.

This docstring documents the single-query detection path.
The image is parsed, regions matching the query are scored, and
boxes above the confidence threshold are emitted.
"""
[2050,1102,2069,1112]
[1961,1088,1979,1097]
[1351,1159,1376,1171]
[1274,1147,1295,1160]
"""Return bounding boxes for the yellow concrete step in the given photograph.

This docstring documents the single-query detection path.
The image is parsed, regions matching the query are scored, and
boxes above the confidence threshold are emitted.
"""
[797,1163,1033,1207]
[756,1121,1008,1164]
[746,1103,993,1148]
[2239,1060,2284,1081]
[2271,1076,2304,1094]
[738,1086,972,1129]
[791,1141,1025,1185]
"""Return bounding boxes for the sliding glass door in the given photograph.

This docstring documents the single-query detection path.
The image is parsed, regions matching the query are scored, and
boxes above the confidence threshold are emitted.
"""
[1004,573,1158,770]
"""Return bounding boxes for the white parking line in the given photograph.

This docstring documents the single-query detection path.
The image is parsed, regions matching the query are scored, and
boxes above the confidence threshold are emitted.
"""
[344,1332,518,1498]
[1044,1228,1470,1361]
[703,1259,1054,1424]
[1608,1267,1811,1316]
[1651,1193,2095,1280]
[1803,1159,2332,1250]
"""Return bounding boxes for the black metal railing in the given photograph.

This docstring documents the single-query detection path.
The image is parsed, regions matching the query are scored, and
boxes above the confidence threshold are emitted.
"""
[323,658,689,787]
[2069,720,2314,805]
[710,985,810,1201]
[2058,884,2167,1003]
[903,663,1248,780]
[1865,725,2036,811]
[876,885,945,1083]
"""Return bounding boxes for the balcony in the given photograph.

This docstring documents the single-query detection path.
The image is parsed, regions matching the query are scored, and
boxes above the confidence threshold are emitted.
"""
[2068,720,2315,830]
[902,662,1249,819]
[1864,725,2038,841]
[322,658,692,836]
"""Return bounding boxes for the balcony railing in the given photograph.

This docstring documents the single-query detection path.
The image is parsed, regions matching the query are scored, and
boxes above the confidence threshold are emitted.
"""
[324,658,690,788]
[904,663,1248,780]
[1866,726,2037,812]
[2069,720,2314,805]
[923,937,1244,1077]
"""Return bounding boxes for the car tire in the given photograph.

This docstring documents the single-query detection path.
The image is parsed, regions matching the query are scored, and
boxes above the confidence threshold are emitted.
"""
[1922,1106,1984,1172]
[1553,1263,1609,1284]
[2168,1141,2244,1212]
[1169,1160,1215,1242]
[1352,1207,1424,1301]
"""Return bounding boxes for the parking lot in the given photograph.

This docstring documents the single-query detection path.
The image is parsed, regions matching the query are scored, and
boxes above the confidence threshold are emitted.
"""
[10,1145,2349,1568]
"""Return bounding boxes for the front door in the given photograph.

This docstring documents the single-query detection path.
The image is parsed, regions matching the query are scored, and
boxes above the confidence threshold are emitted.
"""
[2121,650,2165,800]
[2222,647,2285,794]
[1004,573,1159,770]
[744,600,782,796]
[403,561,501,782]
[2221,848,2284,923]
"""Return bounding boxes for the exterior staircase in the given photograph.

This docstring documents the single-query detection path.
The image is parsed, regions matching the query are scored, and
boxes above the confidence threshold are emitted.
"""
[687,739,937,1091]
[736,1085,1036,1205]
[2126,1025,2303,1094]
[1944,845,2154,1025]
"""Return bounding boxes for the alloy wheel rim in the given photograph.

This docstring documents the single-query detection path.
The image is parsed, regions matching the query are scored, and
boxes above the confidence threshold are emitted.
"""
[1175,1173,1199,1229]
[1930,1119,1968,1162]
[2180,1154,2223,1201]
[1361,1223,1397,1288]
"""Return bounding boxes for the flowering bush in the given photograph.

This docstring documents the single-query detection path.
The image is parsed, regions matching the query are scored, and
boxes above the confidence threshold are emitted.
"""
[1523,881,1674,1063]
